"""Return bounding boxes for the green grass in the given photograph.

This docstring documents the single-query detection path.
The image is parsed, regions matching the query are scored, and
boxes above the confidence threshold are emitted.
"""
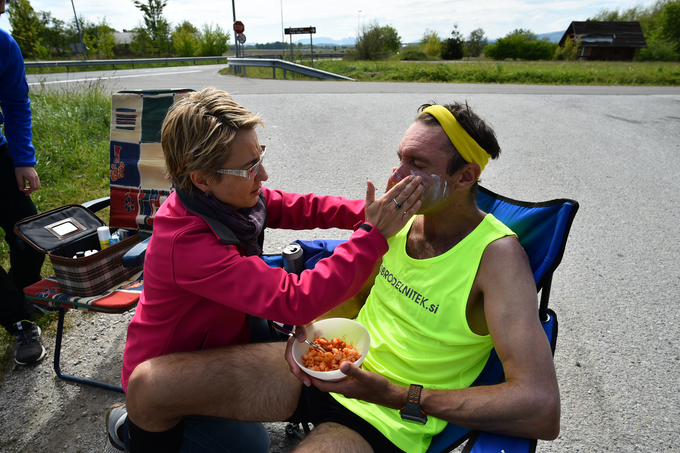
[230,59,680,86]
[0,82,112,369]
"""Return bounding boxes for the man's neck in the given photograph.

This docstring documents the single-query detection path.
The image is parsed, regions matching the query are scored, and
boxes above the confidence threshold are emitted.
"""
[407,195,486,260]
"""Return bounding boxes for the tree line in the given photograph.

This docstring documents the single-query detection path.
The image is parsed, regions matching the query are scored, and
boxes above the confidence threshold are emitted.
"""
[5,0,679,62]
[346,0,680,62]
[4,0,230,59]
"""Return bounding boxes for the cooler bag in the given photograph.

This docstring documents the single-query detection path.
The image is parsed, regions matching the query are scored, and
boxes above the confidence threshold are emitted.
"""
[14,205,142,297]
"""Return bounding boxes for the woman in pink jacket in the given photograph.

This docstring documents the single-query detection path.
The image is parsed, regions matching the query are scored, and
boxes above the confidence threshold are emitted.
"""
[106,87,422,453]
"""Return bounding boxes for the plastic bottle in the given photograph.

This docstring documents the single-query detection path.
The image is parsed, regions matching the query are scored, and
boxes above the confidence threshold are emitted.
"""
[97,226,111,250]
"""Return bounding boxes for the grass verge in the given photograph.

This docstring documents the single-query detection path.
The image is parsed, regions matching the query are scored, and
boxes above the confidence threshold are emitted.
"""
[226,59,680,86]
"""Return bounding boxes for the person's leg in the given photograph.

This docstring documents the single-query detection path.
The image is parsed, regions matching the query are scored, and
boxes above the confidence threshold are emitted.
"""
[180,415,269,453]
[0,266,32,332]
[293,422,374,453]
[126,342,301,433]
[0,144,44,292]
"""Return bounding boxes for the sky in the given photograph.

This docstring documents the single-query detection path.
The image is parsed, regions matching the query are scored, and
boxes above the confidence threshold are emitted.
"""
[0,0,653,45]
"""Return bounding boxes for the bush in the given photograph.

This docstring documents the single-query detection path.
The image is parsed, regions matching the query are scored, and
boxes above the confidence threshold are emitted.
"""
[400,49,429,60]
[485,35,557,60]
[636,32,679,61]
[554,37,581,61]
[348,21,402,60]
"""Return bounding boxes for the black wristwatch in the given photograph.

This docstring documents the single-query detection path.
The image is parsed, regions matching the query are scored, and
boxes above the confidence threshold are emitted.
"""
[400,384,428,424]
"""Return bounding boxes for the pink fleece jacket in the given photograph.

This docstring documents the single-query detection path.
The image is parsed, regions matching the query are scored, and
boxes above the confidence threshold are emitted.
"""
[121,187,387,392]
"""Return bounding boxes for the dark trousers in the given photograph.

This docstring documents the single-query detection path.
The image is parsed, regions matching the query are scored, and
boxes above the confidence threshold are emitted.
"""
[0,143,44,334]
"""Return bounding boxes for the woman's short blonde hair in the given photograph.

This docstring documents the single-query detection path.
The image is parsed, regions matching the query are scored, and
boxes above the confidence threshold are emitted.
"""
[162,87,264,194]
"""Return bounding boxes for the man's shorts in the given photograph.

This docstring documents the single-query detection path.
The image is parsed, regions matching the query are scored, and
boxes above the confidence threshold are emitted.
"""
[287,384,405,453]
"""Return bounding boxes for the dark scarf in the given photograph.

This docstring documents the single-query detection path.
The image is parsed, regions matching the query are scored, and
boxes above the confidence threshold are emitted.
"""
[194,188,266,257]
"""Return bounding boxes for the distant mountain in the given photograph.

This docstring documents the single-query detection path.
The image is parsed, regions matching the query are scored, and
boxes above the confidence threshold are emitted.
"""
[488,31,564,45]
[538,31,565,43]
[292,36,356,46]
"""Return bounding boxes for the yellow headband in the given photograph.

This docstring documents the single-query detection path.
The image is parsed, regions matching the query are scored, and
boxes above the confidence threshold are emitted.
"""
[419,105,490,174]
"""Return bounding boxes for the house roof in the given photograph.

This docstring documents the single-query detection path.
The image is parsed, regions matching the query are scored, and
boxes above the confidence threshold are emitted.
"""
[558,21,647,48]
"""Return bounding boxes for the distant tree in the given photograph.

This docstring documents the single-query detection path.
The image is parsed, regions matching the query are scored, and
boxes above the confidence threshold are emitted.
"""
[82,18,116,58]
[380,24,402,53]
[660,0,680,51]
[6,0,44,59]
[588,5,645,22]
[421,29,441,56]
[254,41,286,50]
[505,28,538,42]
[175,20,199,37]
[348,20,402,60]
[131,0,170,55]
[37,11,68,57]
[129,23,151,55]
[172,28,198,57]
[441,24,465,60]
[198,23,230,56]
[465,28,488,58]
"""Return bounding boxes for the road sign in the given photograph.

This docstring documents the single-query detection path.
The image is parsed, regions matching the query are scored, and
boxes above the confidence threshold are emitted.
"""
[233,21,245,34]
[237,33,246,44]
[285,27,316,35]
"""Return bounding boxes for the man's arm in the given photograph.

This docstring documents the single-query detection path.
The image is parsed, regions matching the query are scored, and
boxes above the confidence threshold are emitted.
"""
[312,236,560,440]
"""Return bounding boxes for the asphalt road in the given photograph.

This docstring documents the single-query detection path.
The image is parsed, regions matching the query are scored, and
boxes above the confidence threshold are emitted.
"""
[27,65,680,452]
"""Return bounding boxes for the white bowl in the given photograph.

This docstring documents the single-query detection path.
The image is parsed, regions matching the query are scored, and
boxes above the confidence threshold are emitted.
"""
[292,318,371,382]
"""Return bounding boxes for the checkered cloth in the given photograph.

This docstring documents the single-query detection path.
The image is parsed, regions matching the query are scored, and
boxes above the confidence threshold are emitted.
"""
[109,89,194,234]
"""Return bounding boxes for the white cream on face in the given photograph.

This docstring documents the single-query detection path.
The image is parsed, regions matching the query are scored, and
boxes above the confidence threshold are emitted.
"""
[407,170,450,207]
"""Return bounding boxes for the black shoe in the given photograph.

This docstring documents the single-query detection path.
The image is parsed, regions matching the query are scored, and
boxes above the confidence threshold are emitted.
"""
[14,320,46,365]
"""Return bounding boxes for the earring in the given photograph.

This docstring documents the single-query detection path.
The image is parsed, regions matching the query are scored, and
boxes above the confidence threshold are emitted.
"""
[204,190,212,197]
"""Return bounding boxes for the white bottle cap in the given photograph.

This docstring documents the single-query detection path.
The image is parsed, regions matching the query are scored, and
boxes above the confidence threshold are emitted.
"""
[97,226,111,241]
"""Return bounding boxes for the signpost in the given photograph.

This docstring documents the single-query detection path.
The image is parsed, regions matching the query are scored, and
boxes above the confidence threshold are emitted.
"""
[232,20,245,74]
[284,26,317,68]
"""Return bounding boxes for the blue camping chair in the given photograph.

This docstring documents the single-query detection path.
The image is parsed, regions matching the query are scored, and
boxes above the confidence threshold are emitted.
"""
[272,186,578,453]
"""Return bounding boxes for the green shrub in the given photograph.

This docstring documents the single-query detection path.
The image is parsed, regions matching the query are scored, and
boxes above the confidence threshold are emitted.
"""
[400,49,429,60]
[636,32,679,61]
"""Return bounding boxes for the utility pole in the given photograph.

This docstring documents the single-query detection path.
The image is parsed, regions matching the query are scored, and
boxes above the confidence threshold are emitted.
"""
[231,0,238,58]
[71,0,87,61]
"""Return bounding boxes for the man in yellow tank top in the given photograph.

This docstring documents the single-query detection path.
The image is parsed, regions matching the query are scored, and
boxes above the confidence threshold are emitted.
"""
[119,102,560,453]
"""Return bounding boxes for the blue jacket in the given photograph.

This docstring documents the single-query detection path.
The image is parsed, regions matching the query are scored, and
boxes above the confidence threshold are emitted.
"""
[0,27,36,167]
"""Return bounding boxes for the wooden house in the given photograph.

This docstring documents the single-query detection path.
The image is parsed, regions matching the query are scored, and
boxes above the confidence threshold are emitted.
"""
[558,21,647,61]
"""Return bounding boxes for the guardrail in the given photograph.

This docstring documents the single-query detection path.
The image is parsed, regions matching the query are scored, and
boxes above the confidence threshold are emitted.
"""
[227,57,353,81]
[24,56,230,72]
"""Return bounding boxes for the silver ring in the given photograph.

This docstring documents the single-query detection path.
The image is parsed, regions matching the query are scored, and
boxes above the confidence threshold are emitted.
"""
[393,198,403,209]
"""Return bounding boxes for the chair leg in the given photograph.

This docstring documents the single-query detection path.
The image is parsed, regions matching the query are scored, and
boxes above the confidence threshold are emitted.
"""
[53,307,124,393]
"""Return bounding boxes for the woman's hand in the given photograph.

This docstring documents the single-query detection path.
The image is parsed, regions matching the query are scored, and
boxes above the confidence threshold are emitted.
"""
[364,175,423,239]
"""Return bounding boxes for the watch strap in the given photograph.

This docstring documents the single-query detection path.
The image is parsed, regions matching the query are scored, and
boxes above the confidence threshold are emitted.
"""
[400,384,427,424]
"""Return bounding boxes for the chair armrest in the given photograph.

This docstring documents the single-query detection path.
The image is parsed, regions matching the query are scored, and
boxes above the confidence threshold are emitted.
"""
[82,196,111,213]
[122,237,150,268]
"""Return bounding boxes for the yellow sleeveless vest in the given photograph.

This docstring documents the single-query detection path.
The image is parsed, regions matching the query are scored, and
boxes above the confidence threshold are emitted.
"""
[332,214,515,453]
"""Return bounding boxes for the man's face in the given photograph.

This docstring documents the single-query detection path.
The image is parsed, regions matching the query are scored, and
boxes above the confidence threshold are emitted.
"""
[388,122,455,213]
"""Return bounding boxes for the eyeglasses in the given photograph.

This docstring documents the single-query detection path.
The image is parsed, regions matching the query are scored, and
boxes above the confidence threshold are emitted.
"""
[217,145,267,180]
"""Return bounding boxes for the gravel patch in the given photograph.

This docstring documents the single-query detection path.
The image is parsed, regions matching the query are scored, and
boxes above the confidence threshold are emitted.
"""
[0,307,301,453]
